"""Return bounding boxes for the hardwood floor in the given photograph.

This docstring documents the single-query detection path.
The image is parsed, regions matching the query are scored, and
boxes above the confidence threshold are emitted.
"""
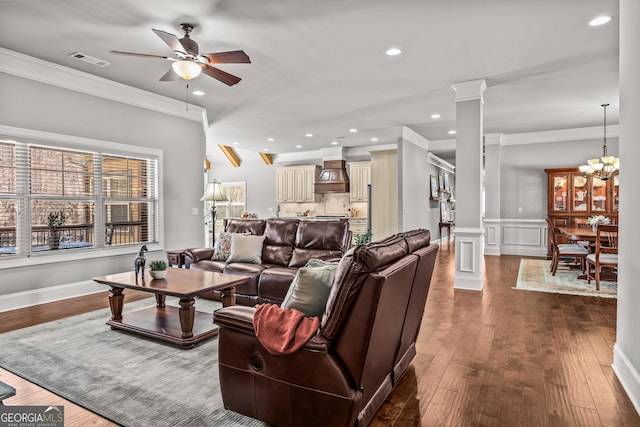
[1,245,638,426]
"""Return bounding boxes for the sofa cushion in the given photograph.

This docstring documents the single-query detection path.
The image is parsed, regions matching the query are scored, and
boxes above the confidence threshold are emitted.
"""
[258,267,299,304]
[226,219,266,235]
[190,259,226,273]
[321,235,408,340]
[402,229,431,253]
[282,259,339,318]
[223,262,268,296]
[211,231,234,261]
[262,219,299,266]
[227,234,267,264]
[289,220,349,267]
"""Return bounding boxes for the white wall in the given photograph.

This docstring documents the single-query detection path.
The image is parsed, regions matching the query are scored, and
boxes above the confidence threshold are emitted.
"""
[0,70,205,299]
[499,138,618,219]
[613,0,640,414]
[398,131,430,233]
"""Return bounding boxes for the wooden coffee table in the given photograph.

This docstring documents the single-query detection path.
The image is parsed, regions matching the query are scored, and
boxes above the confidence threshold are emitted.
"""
[93,268,248,349]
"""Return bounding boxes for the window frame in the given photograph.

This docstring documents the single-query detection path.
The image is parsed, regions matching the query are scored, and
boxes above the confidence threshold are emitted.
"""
[0,125,164,269]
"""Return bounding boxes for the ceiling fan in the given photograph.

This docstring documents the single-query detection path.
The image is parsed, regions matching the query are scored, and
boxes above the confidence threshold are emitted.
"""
[110,23,250,85]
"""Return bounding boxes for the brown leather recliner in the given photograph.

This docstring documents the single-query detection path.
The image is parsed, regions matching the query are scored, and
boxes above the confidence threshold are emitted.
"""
[213,229,438,427]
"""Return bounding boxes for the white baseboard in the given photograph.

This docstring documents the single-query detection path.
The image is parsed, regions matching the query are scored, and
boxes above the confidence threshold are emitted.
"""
[0,280,105,313]
[500,244,547,257]
[613,343,640,416]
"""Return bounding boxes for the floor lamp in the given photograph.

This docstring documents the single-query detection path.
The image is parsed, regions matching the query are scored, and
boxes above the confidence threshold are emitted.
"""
[200,180,228,246]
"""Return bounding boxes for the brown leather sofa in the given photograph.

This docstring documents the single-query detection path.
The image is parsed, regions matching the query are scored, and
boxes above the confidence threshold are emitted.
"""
[213,229,438,427]
[184,218,351,306]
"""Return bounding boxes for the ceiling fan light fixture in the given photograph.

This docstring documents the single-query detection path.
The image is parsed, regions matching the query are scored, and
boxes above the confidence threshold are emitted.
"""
[172,60,202,80]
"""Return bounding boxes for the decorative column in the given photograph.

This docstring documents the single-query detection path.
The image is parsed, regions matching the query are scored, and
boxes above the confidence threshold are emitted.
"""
[452,79,486,290]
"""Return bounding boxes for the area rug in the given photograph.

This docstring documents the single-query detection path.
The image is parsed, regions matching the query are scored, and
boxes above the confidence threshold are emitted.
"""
[0,297,265,427]
[515,258,617,298]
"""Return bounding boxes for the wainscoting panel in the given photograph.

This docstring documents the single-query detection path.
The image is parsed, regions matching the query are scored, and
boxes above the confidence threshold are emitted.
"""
[459,240,475,272]
[484,218,547,257]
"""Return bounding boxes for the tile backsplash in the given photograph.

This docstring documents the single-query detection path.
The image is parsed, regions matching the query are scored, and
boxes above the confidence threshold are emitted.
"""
[279,193,367,218]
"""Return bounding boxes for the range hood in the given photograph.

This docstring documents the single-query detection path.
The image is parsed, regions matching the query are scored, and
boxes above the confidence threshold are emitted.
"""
[315,160,350,193]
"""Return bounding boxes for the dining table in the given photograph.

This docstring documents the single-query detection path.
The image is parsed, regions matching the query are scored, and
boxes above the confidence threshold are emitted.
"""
[557,226,598,242]
[558,226,616,281]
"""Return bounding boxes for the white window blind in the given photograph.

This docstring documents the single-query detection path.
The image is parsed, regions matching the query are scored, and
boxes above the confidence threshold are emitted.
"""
[0,138,159,259]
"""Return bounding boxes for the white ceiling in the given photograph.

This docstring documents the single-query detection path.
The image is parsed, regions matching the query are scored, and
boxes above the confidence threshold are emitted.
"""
[0,0,619,155]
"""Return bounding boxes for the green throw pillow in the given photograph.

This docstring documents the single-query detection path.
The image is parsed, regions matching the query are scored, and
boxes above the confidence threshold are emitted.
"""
[226,234,266,264]
[281,259,339,318]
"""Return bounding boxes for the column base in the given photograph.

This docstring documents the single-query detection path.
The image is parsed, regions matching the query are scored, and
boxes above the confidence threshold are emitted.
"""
[454,227,485,291]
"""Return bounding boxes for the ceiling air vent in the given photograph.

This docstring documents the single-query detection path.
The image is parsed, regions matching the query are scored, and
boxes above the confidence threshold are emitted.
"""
[69,52,110,67]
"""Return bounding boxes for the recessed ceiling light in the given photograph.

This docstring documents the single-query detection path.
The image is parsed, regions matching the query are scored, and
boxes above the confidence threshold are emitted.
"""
[192,90,205,96]
[267,138,274,142]
[305,133,313,137]
[263,148,269,152]
[386,48,402,56]
[448,130,457,135]
[232,142,239,145]
[371,137,378,142]
[431,113,441,119]
[349,128,358,133]
[331,141,339,145]
[589,16,612,26]
[296,145,302,148]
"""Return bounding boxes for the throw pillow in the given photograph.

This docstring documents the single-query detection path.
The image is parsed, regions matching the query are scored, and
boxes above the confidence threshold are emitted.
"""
[211,232,233,261]
[281,259,339,318]
[226,234,267,264]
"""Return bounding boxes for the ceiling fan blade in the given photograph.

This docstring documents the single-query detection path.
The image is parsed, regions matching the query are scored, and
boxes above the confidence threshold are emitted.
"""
[203,50,251,64]
[159,68,179,82]
[110,50,175,60]
[152,29,186,54]
[202,64,242,86]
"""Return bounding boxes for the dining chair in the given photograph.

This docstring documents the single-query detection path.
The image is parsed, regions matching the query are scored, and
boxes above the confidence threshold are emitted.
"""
[586,224,618,290]
[573,218,593,249]
[546,218,589,275]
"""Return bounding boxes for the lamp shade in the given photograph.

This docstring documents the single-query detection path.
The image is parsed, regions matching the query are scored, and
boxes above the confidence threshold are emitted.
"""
[200,181,228,202]
[172,60,202,80]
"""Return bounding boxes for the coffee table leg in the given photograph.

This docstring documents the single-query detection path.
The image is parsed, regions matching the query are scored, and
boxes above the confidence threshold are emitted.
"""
[178,297,195,341]
[220,286,236,307]
[155,294,166,308]
[108,287,124,322]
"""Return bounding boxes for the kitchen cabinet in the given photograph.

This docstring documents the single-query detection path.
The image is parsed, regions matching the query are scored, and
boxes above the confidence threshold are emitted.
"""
[349,161,371,201]
[348,218,369,246]
[276,165,320,203]
[545,167,619,256]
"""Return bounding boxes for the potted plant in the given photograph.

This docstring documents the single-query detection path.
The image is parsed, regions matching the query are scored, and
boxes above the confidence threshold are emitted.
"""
[47,210,67,250]
[354,228,372,246]
[149,260,168,279]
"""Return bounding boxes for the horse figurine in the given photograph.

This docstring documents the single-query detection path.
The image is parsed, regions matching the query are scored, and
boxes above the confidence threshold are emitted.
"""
[134,244,148,278]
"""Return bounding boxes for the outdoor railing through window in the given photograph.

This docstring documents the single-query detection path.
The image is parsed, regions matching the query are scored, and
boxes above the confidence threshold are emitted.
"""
[0,137,159,258]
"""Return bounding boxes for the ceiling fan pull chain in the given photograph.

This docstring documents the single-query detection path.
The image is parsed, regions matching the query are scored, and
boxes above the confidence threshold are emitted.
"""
[185,82,189,111]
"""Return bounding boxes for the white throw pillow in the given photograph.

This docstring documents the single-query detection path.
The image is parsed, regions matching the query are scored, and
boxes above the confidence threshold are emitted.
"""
[226,234,266,264]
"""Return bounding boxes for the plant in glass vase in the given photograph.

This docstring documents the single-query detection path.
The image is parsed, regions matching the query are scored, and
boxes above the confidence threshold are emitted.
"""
[47,210,67,250]
[586,215,610,232]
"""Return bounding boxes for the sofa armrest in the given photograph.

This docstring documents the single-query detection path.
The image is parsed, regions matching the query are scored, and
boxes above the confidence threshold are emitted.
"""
[213,305,330,353]
[214,305,256,333]
[184,247,214,264]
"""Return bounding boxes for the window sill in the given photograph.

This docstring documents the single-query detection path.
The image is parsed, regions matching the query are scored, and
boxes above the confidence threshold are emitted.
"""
[0,243,163,270]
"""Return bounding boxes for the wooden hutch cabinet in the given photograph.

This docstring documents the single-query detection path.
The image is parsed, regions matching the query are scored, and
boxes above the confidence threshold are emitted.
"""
[545,167,619,255]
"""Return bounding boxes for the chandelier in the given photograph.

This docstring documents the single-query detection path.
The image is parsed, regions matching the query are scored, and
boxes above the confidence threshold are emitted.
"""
[579,103,619,180]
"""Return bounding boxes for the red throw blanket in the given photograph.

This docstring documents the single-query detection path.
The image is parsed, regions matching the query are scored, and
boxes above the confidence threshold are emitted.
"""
[253,304,320,355]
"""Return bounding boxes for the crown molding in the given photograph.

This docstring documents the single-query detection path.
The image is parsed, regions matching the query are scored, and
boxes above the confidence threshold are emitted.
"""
[429,125,619,151]
[500,125,619,146]
[0,47,206,125]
